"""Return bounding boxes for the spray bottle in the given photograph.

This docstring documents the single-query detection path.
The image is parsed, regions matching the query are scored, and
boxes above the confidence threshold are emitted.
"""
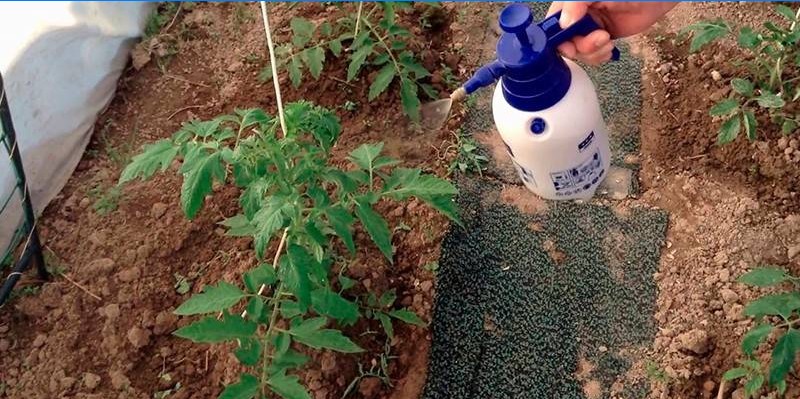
[457,4,619,200]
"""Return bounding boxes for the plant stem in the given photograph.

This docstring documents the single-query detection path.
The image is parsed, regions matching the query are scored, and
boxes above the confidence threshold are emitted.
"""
[770,6,800,91]
[360,16,402,78]
[258,228,289,396]
[353,2,363,38]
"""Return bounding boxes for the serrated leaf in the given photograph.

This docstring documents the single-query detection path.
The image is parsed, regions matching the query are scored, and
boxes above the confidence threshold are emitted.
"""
[769,329,800,385]
[745,374,764,397]
[245,297,265,322]
[391,40,406,50]
[782,119,796,135]
[180,119,223,138]
[388,309,425,326]
[347,43,373,81]
[181,151,224,219]
[253,197,287,259]
[422,194,461,225]
[120,140,179,184]
[744,292,800,319]
[756,93,785,108]
[338,275,355,291]
[289,324,364,353]
[220,214,256,237]
[717,115,741,145]
[290,17,314,47]
[731,78,754,96]
[174,281,246,315]
[385,168,457,199]
[320,21,332,37]
[742,324,773,356]
[382,2,396,24]
[743,110,757,141]
[420,83,439,100]
[219,373,258,399]
[369,64,396,100]
[379,289,397,308]
[400,78,421,121]
[304,47,325,79]
[775,4,797,21]
[284,244,313,308]
[234,338,262,366]
[269,348,309,376]
[326,206,355,254]
[243,263,277,293]
[329,39,342,57]
[398,56,430,79]
[268,372,311,399]
[377,312,394,339]
[238,108,271,129]
[373,53,391,66]
[710,99,739,116]
[280,300,302,319]
[348,142,384,172]
[685,21,730,52]
[174,314,257,343]
[738,27,761,49]
[738,267,790,287]
[355,201,393,262]
[289,57,302,88]
[311,287,360,325]
[723,368,748,381]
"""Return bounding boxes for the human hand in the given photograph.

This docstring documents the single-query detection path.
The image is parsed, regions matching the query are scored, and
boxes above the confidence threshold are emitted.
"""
[546,2,677,65]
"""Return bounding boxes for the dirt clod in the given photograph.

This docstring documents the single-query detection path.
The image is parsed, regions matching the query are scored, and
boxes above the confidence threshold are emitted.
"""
[83,372,101,390]
[32,334,46,348]
[117,266,142,283]
[677,329,710,355]
[358,377,382,398]
[109,370,130,390]
[126,327,151,349]
[151,202,168,218]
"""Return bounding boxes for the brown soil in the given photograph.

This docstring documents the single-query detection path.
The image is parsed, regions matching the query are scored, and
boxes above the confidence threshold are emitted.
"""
[0,3,486,399]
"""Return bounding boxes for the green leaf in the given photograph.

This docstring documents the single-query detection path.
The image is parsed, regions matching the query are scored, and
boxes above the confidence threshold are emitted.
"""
[717,115,741,145]
[253,196,287,258]
[377,312,394,339]
[388,309,425,326]
[731,78,754,96]
[398,54,430,79]
[347,43,373,81]
[744,374,764,397]
[685,21,730,52]
[289,57,302,88]
[775,4,797,21]
[420,83,439,100]
[348,142,384,173]
[320,21,332,37]
[355,201,393,262]
[246,297,266,322]
[382,2,396,24]
[744,292,800,319]
[289,323,364,353]
[119,140,179,184]
[234,338,262,367]
[369,64,397,101]
[304,47,325,79]
[181,151,225,219]
[738,267,791,287]
[243,263,277,293]
[311,287,360,325]
[722,368,748,381]
[219,374,258,399]
[290,17,314,47]
[339,276,355,291]
[174,281,246,315]
[329,39,342,57]
[268,372,312,399]
[280,300,303,319]
[220,214,256,237]
[400,78,421,121]
[385,168,458,199]
[237,108,271,129]
[710,99,739,116]
[180,119,223,138]
[379,289,397,307]
[174,314,257,343]
[782,119,796,135]
[742,324,774,356]
[769,329,800,385]
[326,206,355,254]
[270,347,309,375]
[284,244,313,308]
[743,110,757,141]
[738,27,761,49]
[756,93,785,108]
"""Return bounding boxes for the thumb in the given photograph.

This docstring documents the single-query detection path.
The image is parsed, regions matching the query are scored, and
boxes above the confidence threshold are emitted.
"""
[558,1,592,28]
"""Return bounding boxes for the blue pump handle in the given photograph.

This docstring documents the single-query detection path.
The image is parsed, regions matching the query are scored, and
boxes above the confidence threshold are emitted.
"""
[542,11,620,61]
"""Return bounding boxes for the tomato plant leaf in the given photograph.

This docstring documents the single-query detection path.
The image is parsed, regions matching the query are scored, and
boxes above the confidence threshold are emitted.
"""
[237,108,272,130]
[268,372,312,399]
[722,368,748,381]
[245,297,266,322]
[326,206,355,254]
[377,312,394,339]
[304,47,325,79]
[744,374,764,398]
[775,5,797,22]
[717,115,741,145]
[782,119,796,135]
[400,78,421,121]
[369,64,397,101]
[738,27,761,49]
[738,267,790,287]
[311,287,360,325]
[388,309,425,326]
[347,43,374,81]
[338,276,355,291]
[684,20,730,52]
[181,151,225,219]
[289,57,303,88]
[290,17,314,47]
[329,39,342,57]
[743,110,757,141]
[119,139,179,184]
[284,244,313,308]
[243,263,277,293]
[269,348,310,376]
[742,323,774,356]
[174,314,257,343]
[289,325,364,353]
[355,201,393,262]
[219,373,259,399]
[756,93,785,108]
[709,99,739,116]
[234,338,262,367]
[731,78,754,96]
[348,142,384,172]
[744,292,800,319]
[769,329,800,385]
[379,289,397,308]
[384,168,457,199]
[174,281,246,315]
[220,214,256,237]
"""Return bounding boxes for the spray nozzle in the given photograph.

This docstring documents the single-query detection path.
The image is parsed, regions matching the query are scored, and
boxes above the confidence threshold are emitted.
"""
[458,4,620,101]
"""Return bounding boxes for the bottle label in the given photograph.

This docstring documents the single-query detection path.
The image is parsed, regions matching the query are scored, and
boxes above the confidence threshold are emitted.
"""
[578,131,595,153]
[550,150,605,197]
[511,158,537,187]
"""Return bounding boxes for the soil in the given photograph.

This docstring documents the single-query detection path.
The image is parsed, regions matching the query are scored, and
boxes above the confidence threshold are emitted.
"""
[1,2,799,399]
[0,3,484,399]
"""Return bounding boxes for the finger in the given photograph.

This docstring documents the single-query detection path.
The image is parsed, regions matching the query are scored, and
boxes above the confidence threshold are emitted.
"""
[576,42,614,66]
[557,42,578,59]
[573,30,610,55]
[546,2,564,17]
[559,1,592,28]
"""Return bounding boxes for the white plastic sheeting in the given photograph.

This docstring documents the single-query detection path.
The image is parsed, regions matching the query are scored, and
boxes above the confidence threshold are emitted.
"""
[0,2,152,253]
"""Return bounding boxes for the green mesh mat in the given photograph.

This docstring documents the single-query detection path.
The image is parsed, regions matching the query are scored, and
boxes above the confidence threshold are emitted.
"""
[424,4,666,398]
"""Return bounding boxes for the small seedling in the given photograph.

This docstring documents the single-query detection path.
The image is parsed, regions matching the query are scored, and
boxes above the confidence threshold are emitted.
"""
[342,100,358,112]
[684,5,800,144]
[341,341,397,398]
[89,185,123,216]
[440,64,459,91]
[448,133,488,177]
[120,102,459,398]
[723,267,800,397]
[423,261,439,274]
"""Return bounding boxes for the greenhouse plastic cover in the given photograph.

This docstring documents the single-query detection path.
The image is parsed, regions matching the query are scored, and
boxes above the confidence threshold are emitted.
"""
[0,2,152,254]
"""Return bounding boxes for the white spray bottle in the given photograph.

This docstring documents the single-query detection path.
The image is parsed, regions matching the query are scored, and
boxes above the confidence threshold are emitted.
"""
[460,4,619,200]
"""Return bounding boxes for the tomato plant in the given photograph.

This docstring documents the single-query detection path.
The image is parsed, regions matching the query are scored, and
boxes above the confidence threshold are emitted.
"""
[119,101,459,398]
